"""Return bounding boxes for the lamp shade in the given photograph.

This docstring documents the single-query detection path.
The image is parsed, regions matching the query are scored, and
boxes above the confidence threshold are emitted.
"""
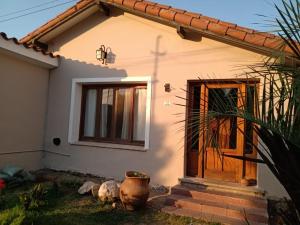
[96,49,102,60]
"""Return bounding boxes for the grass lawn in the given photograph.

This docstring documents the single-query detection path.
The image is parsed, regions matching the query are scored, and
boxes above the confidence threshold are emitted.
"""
[0,180,221,225]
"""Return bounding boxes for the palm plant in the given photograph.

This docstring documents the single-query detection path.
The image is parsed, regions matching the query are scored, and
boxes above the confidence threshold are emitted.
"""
[178,0,300,217]
[239,0,300,213]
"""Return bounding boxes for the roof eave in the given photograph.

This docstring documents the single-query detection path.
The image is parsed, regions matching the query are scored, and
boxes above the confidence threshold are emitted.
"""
[109,2,287,58]
[20,0,295,61]
[0,37,59,69]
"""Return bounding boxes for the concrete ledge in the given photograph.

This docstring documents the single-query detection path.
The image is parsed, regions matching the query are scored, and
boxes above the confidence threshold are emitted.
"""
[70,141,148,152]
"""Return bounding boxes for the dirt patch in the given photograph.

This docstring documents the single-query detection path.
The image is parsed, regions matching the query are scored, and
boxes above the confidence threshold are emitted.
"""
[33,169,107,184]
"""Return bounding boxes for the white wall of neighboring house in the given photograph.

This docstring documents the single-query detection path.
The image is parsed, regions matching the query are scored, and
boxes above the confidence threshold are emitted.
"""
[40,8,289,198]
[0,52,50,171]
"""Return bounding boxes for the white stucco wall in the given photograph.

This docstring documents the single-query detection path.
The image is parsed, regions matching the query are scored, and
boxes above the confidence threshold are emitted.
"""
[44,9,289,197]
[0,52,49,171]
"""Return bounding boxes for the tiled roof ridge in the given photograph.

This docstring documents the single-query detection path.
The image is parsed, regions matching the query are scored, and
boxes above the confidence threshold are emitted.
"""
[1,32,58,58]
[20,0,289,54]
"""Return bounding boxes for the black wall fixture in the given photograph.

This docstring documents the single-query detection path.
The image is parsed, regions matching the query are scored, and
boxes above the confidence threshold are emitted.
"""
[53,138,61,146]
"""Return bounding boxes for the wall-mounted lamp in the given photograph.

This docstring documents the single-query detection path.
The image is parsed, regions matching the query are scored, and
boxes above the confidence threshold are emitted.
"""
[96,45,108,64]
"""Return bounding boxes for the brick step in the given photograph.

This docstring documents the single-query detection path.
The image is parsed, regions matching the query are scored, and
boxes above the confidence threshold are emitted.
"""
[179,178,266,198]
[162,206,267,225]
[165,194,268,224]
[171,185,267,209]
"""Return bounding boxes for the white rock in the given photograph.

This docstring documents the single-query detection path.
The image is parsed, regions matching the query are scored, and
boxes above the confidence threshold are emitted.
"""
[98,180,120,202]
[78,181,97,194]
[92,184,101,198]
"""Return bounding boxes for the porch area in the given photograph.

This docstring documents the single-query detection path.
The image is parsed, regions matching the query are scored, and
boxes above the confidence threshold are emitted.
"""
[163,177,269,225]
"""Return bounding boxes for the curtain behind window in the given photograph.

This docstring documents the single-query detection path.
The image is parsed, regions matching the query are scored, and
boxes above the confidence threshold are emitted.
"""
[100,88,113,138]
[133,89,147,141]
[84,89,97,137]
[115,88,132,140]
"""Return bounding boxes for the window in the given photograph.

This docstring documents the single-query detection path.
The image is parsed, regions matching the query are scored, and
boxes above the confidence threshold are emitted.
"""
[79,84,147,145]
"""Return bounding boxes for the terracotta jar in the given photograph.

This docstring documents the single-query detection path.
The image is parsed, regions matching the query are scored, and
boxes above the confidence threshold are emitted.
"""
[120,171,150,211]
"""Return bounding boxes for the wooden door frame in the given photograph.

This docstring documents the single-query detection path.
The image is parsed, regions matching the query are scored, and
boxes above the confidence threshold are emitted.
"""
[185,79,259,184]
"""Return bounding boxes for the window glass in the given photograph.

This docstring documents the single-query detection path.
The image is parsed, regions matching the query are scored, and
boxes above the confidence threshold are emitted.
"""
[100,88,113,138]
[84,89,97,137]
[191,85,200,150]
[133,88,147,141]
[80,84,147,145]
[115,88,132,140]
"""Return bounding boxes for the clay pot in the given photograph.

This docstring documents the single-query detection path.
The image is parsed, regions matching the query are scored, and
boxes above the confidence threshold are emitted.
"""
[120,171,150,211]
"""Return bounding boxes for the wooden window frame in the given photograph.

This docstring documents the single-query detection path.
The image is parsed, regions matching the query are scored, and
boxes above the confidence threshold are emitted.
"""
[79,83,147,146]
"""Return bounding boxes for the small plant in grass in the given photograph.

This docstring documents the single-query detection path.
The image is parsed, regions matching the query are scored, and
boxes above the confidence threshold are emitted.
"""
[19,184,47,210]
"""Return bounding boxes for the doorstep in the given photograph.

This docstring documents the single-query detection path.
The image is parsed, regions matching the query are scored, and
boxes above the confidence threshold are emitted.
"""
[179,177,266,198]
[162,178,269,225]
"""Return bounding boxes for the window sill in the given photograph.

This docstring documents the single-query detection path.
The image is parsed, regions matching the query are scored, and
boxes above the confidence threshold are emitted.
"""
[70,141,148,152]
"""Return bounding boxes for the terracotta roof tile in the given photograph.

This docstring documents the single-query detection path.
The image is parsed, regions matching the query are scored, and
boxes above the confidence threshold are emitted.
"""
[191,18,210,30]
[184,11,201,19]
[143,0,156,6]
[218,21,236,28]
[284,45,294,54]
[77,0,92,9]
[134,1,148,12]
[226,28,247,40]
[244,33,267,46]
[201,15,219,23]
[259,32,276,39]
[236,26,254,34]
[0,32,58,58]
[208,22,229,35]
[123,0,136,8]
[59,6,77,18]
[45,17,61,29]
[170,8,186,14]
[146,5,161,16]
[155,3,170,9]
[19,0,292,55]
[159,8,176,21]
[174,13,193,26]
[264,37,284,49]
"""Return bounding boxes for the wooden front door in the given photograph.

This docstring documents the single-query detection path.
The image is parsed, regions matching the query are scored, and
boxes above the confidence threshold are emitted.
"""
[186,80,257,184]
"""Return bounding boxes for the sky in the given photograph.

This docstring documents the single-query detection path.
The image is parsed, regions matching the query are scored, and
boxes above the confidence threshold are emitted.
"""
[0,0,282,39]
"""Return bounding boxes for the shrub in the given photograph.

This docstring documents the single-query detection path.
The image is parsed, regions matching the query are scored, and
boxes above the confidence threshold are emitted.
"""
[19,184,47,210]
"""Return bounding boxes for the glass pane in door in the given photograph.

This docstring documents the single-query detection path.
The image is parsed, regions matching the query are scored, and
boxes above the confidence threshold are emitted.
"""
[207,88,238,149]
